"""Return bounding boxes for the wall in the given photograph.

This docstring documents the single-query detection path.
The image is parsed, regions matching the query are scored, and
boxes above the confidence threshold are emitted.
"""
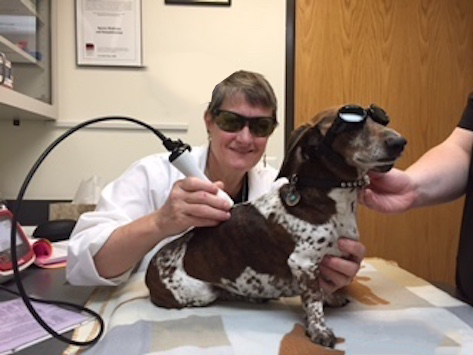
[0,0,286,200]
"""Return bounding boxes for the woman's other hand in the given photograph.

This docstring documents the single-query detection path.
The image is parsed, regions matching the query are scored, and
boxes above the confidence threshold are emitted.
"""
[319,238,366,293]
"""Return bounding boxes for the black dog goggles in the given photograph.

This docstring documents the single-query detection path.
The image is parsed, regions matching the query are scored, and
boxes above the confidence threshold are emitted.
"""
[323,104,390,146]
[338,104,389,126]
[212,109,278,137]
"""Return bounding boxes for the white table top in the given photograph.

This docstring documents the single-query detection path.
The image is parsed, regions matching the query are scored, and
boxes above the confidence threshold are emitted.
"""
[66,258,473,355]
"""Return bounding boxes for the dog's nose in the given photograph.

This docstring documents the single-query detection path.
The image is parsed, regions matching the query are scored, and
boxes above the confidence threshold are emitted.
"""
[385,136,407,155]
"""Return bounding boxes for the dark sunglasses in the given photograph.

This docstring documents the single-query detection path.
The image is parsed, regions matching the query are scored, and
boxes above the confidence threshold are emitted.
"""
[212,109,278,137]
[338,104,389,126]
[323,104,390,146]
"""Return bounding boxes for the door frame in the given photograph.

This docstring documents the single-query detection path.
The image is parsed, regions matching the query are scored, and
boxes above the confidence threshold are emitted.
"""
[285,0,296,148]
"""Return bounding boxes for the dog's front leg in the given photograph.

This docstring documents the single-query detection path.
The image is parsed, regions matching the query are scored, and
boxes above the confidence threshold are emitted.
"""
[297,273,336,348]
[288,246,336,347]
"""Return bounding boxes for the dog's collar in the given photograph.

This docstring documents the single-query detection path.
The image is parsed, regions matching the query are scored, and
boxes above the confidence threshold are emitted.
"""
[295,174,370,189]
[283,174,370,207]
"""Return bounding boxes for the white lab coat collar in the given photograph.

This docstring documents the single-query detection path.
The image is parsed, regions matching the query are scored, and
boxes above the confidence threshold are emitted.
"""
[192,144,278,202]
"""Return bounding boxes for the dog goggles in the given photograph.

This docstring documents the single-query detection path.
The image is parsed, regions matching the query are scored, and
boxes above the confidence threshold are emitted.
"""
[212,109,278,137]
[323,104,390,147]
[338,104,389,126]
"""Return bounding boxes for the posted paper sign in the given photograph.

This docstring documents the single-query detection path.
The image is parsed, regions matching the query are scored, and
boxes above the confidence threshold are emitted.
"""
[76,0,142,66]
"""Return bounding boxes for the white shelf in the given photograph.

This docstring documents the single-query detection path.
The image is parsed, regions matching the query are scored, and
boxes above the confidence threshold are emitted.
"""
[0,86,56,121]
[0,35,38,64]
[0,0,38,17]
[0,0,53,122]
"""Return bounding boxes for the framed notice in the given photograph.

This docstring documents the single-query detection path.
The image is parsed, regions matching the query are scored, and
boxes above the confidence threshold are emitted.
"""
[75,0,142,67]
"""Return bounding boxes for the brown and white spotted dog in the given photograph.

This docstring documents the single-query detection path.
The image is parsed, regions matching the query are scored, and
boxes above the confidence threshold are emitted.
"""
[145,104,407,348]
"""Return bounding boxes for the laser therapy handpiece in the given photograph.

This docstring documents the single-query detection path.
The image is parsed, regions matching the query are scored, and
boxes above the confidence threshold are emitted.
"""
[168,143,234,207]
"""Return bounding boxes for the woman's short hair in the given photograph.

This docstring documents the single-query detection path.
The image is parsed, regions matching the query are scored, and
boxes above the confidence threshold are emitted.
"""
[207,70,278,119]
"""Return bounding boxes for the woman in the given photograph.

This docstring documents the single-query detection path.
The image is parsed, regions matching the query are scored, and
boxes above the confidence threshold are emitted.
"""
[67,70,365,292]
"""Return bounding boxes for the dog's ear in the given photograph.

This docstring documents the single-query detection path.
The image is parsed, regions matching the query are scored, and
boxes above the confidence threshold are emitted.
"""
[276,123,312,179]
[277,109,338,179]
[304,123,326,152]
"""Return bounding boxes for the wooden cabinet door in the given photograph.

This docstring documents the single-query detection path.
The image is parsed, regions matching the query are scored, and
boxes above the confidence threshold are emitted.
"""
[294,0,473,284]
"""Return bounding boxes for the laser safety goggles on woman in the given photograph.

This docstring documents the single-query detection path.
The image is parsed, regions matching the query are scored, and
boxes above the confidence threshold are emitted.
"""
[212,109,278,137]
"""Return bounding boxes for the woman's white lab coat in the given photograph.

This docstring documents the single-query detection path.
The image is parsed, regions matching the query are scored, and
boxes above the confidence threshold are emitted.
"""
[66,145,280,286]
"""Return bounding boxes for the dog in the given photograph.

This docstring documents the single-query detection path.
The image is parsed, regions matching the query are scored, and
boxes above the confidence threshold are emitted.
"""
[145,104,407,348]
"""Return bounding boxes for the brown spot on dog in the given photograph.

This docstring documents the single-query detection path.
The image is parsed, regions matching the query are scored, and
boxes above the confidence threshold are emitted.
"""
[145,259,185,309]
[183,204,296,284]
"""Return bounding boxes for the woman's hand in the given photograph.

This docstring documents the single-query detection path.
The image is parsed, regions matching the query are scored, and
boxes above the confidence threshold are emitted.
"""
[94,177,232,279]
[319,238,366,293]
[153,177,232,237]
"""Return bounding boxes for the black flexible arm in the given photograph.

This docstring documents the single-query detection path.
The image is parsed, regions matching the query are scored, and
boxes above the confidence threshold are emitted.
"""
[9,116,186,347]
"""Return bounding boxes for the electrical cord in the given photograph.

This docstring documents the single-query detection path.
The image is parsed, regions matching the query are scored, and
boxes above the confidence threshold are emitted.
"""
[8,116,187,347]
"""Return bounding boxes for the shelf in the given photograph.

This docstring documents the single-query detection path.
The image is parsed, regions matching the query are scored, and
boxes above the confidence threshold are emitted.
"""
[0,0,38,17]
[0,85,56,121]
[0,0,53,122]
[0,35,38,64]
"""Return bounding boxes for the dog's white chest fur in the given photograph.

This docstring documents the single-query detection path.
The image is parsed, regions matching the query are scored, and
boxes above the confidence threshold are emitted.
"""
[252,188,359,262]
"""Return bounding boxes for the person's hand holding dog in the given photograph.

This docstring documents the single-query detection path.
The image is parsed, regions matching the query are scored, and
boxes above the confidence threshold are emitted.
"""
[359,169,417,213]
[320,238,366,293]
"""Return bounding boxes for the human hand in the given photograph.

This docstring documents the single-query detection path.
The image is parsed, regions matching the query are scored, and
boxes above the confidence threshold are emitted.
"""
[319,238,366,293]
[359,168,417,213]
[153,177,232,237]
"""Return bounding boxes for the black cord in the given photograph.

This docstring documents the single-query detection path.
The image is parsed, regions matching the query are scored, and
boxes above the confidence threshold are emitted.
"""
[8,116,183,347]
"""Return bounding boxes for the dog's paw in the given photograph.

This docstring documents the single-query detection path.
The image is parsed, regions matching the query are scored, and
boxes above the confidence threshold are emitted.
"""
[307,327,336,348]
[323,291,349,308]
